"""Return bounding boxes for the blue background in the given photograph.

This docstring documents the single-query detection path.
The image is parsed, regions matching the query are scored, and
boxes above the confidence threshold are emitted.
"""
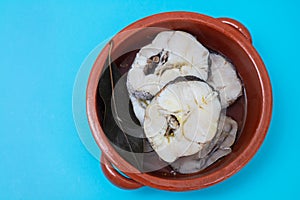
[1,0,299,199]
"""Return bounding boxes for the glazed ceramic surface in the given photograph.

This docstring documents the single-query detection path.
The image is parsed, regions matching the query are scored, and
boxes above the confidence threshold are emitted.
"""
[86,12,272,191]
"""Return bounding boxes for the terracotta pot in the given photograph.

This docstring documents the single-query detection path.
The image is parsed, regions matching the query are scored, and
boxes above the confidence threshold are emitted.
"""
[86,12,272,191]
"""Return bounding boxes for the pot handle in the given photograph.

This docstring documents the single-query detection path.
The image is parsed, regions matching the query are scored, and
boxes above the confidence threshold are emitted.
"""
[217,17,252,43]
[100,154,143,190]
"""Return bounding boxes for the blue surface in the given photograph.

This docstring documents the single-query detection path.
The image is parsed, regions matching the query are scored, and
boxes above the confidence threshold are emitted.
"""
[0,0,299,199]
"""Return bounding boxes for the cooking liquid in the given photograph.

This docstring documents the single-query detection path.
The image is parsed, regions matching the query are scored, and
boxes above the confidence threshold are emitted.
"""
[100,49,247,177]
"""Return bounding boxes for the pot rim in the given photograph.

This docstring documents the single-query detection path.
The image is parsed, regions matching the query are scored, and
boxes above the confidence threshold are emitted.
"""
[86,11,273,191]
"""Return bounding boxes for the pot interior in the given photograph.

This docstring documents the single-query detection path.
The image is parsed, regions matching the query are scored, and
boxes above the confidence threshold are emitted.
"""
[96,19,263,179]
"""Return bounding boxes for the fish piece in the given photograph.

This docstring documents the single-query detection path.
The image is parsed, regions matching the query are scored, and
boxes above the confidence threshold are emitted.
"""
[207,53,242,108]
[143,78,221,163]
[127,31,210,123]
[170,115,238,174]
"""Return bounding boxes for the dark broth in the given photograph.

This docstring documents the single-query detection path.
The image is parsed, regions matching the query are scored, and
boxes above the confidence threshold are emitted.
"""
[98,49,247,177]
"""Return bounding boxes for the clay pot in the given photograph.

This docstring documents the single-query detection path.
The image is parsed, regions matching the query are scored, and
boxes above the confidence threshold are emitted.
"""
[86,12,272,191]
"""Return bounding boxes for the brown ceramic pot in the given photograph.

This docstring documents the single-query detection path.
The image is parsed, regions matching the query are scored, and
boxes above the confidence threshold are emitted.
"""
[86,12,272,191]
